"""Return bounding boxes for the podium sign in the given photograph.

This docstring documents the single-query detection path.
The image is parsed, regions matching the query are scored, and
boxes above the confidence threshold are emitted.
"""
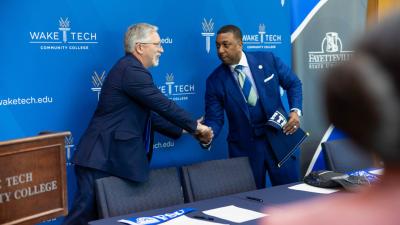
[0,132,70,225]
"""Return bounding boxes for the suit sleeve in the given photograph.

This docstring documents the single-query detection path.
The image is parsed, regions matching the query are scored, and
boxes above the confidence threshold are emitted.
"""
[122,66,197,133]
[273,55,303,111]
[151,112,183,139]
[204,75,225,138]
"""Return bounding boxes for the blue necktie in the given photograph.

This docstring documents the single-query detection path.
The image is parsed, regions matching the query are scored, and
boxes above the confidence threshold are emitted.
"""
[234,65,257,106]
[144,118,151,152]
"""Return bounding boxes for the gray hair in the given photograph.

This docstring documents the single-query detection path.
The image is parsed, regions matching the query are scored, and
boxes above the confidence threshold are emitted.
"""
[124,23,158,53]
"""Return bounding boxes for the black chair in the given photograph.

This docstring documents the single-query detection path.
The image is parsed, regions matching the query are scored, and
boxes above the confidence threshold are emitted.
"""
[322,139,375,173]
[181,157,257,202]
[95,167,184,218]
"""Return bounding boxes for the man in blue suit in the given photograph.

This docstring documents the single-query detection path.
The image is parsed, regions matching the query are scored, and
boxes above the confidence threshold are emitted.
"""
[204,25,302,189]
[63,23,212,225]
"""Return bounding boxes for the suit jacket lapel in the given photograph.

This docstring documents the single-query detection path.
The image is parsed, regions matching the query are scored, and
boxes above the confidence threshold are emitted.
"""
[222,66,251,120]
[246,53,275,117]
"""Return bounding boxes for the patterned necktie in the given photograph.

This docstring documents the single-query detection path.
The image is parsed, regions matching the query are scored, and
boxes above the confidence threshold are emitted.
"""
[234,65,257,106]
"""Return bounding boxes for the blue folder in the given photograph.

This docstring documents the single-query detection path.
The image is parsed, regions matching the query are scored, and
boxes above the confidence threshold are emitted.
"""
[265,108,309,167]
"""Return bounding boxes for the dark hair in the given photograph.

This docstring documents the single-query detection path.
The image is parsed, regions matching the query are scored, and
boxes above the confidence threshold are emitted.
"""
[324,14,400,166]
[217,25,243,41]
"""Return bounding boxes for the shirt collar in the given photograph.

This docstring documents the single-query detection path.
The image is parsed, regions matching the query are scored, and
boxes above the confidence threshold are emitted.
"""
[229,51,249,73]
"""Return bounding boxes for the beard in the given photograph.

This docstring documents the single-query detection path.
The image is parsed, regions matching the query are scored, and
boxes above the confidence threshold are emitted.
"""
[152,55,160,67]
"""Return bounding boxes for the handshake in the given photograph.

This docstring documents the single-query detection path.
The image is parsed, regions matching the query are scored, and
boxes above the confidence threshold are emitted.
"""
[194,122,213,145]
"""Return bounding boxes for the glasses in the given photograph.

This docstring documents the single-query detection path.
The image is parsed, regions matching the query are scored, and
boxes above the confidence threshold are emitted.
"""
[138,42,162,48]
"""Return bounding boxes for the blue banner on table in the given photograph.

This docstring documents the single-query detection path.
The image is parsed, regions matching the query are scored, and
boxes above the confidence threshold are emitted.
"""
[118,208,194,225]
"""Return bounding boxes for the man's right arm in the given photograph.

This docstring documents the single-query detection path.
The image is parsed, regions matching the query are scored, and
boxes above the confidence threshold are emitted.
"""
[122,66,198,133]
[203,76,225,143]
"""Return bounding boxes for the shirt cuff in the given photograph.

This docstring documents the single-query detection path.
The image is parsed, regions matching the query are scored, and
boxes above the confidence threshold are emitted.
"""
[290,108,302,117]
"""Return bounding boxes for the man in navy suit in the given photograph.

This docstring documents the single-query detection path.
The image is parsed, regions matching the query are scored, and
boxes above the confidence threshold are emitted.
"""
[63,23,213,225]
[203,25,302,189]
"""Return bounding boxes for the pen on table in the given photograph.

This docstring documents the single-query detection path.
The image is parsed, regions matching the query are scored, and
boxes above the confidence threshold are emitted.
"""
[246,196,264,202]
[193,215,214,221]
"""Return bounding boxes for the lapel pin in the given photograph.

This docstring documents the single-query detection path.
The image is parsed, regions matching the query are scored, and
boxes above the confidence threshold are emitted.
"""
[258,65,263,69]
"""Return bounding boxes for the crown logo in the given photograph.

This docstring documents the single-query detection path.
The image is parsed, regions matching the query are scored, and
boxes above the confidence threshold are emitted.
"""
[59,17,70,28]
[92,71,105,88]
[166,73,174,83]
[65,135,73,146]
[259,24,266,33]
[202,18,214,33]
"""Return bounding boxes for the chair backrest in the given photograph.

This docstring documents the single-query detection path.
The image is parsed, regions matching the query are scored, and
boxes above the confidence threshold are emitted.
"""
[181,157,256,202]
[322,139,375,173]
[95,167,184,218]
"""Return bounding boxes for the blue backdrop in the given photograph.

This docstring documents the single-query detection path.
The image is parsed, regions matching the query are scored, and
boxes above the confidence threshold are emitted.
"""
[0,0,292,224]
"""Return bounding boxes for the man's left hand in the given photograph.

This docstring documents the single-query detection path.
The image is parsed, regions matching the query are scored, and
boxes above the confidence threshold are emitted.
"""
[283,112,300,135]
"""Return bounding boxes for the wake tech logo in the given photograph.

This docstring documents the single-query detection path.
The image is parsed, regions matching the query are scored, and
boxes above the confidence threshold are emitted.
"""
[158,73,195,102]
[242,24,282,50]
[91,71,106,101]
[65,135,74,166]
[308,32,354,70]
[201,18,215,53]
[29,17,98,51]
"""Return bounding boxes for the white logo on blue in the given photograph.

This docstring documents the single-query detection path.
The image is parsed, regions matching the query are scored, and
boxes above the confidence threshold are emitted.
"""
[91,71,106,101]
[201,18,215,53]
[65,135,74,165]
[29,17,98,50]
[158,73,195,102]
[308,32,354,70]
[118,208,194,225]
[243,24,283,50]
[268,110,287,129]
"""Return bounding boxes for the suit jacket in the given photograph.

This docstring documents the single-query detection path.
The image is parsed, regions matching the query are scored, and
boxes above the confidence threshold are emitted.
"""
[204,51,302,163]
[73,54,197,182]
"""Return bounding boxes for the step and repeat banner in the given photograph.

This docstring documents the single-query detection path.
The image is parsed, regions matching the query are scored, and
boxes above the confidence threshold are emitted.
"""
[0,0,292,224]
[290,0,368,175]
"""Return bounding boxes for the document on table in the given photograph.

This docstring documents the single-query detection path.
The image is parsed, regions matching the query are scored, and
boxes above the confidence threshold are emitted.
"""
[369,168,383,175]
[162,215,228,225]
[288,183,339,194]
[202,205,267,223]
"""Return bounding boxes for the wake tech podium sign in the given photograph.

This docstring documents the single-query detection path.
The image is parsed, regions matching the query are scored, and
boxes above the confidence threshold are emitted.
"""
[0,132,70,225]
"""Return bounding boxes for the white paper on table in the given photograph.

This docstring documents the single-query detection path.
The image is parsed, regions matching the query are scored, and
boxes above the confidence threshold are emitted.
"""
[202,205,267,223]
[369,168,384,175]
[288,183,339,194]
[161,215,228,225]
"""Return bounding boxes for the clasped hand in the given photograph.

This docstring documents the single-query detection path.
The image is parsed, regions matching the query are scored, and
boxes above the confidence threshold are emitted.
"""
[195,123,213,145]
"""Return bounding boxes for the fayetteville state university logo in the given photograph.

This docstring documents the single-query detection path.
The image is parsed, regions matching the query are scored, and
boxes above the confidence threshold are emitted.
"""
[242,24,283,50]
[91,71,106,101]
[28,17,98,51]
[308,32,354,70]
[201,18,215,53]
